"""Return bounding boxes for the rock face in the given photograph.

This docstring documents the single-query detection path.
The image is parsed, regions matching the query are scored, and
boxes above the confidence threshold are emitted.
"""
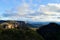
[37,23,60,40]
[1,22,15,29]
[0,21,26,29]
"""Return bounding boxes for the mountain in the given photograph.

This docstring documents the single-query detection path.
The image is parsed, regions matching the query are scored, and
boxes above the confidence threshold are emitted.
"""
[0,20,53,28]
[27,22,50,28]
[0,20,44,40]
[0,26,44,40]
[37,22,60,40]
[0,20,27,29]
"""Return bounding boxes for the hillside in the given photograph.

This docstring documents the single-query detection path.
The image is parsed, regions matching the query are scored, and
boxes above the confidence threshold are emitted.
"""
[37,23,60,40]
[0,29,44,40]
[0,20,44,40]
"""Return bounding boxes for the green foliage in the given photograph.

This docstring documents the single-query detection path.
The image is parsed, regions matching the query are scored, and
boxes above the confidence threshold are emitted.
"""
[0,29,44,40]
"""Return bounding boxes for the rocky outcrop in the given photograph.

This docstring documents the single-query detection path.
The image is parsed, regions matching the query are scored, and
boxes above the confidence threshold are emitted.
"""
[0,21,26,29]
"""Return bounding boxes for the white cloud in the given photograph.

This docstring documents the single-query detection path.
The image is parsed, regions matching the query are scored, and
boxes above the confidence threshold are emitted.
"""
[16,2,37,17]
[24,3,60,22]
[2,2,60,22]
[17,3,30,16]
[38,3,60,22]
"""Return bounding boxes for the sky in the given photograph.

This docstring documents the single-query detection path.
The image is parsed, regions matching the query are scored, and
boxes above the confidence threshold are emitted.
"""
[0,0,60,22]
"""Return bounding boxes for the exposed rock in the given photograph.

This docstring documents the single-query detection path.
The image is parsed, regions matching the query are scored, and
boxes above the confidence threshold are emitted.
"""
[0,21,26,29]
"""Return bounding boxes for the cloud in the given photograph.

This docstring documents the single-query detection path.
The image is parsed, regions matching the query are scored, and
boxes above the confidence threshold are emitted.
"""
[2,0,60,22]
[1,1,36,21]
[17,3,60,22]
[38,3,60,22]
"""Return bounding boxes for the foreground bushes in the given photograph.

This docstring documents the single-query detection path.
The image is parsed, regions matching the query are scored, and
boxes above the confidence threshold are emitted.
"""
[0,29,44,40]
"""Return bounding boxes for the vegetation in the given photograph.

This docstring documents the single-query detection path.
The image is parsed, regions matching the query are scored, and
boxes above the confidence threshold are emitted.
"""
[37,23,60,40]
[0,29,44,40]
[0,21,60,40]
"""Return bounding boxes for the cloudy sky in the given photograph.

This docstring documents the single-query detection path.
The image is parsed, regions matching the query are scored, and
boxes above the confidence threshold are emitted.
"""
[0,0,60,22]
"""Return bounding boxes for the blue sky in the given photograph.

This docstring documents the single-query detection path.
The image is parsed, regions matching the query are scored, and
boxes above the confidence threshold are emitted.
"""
[0,0,60,22]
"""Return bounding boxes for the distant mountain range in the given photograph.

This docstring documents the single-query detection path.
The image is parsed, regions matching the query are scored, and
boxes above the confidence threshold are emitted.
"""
[27,22,60,28]
[26,22,50,28]
[0,20,60,28]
